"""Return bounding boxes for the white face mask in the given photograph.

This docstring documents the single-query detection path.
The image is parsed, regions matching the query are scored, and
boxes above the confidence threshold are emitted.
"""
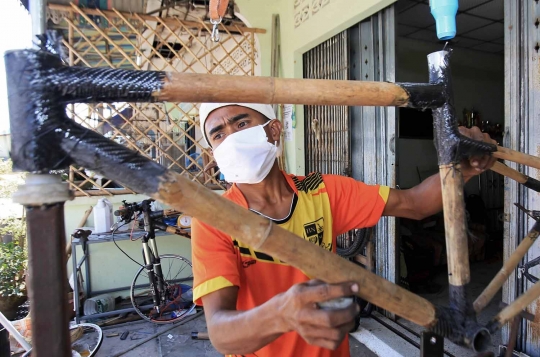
[213,121,280,184]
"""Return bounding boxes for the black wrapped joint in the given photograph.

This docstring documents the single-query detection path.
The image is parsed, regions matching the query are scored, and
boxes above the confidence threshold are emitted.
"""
[5,49,165,174]
[430,304,491,352]
[524,176,540,193]
[397,82,446,109]
[5,49,167,195]
[427,50,496,165]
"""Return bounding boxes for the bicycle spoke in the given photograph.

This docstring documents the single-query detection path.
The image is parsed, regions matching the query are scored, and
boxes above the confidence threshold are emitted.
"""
[130,255,195,324]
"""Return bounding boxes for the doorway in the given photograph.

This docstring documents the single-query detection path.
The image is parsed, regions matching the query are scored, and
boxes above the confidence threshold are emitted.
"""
[395,0,504,354]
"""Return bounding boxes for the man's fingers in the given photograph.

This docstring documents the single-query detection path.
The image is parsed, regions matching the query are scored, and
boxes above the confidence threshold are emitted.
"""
[297,324,343,342]
[298,303,358,327]
[466,130,496,172]
[470,126,484,141]
[303,338,343,350]
[304,279,325,287]
[297,325,349,350]
[299,282,358,304]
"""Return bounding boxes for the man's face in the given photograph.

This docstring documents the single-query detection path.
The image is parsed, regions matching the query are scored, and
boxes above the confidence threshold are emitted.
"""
[204,105,280,149]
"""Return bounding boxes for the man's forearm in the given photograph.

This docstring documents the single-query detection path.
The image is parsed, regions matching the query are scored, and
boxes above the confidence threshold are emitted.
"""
[207,294,287,355]
[408,171,474,219]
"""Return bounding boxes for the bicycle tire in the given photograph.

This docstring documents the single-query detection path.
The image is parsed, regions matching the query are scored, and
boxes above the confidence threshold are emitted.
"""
[130,254,196,324]
[22,322,103,357]
[337,228,371,258]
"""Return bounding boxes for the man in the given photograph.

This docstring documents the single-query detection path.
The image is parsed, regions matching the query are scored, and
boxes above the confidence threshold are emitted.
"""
[191,103,496,357]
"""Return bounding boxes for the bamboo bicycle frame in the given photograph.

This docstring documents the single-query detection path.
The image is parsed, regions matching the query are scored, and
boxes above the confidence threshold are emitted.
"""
[6,48,540,355]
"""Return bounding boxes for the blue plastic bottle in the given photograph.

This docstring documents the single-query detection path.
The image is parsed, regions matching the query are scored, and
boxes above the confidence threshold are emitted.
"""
[430,0,459,40]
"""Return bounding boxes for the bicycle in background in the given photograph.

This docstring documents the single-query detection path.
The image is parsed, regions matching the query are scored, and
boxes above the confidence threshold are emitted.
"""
[114,199,196,324]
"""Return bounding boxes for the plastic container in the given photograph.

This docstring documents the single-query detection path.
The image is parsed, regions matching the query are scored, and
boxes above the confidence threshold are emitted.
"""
[83,294,115,315]
[93,198,113,233]
[430,0,459,40]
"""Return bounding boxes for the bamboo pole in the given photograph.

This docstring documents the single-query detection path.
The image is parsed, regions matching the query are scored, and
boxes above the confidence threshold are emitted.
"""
[493,146,540,170]
[439,164,471,287]
[490,162,540,193]
[159,73,412,107]
[491,161,528,183]
[474,220,540,313]
[491,279,540,327]
[150,171,438,328]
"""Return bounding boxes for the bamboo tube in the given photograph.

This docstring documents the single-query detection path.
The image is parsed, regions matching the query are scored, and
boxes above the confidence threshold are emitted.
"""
[159,73,412,107]
[439,164,470,287]
[151,171,438,328]
[492,279,540,327]
[490,162,540,193]
[474,220,540,313]
[493,146,540,170]
[491,162,528,183]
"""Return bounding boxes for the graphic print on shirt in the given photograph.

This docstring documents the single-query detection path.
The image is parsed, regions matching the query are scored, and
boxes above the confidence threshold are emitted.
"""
[303,217,331,251]
[231,172,334,264]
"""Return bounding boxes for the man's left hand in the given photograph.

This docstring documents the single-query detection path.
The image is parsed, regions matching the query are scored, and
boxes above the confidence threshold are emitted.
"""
[458,126,498,179]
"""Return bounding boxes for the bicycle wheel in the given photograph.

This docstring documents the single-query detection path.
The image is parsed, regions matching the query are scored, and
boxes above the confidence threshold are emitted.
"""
[130,254,195,324]
[22,322,103,357]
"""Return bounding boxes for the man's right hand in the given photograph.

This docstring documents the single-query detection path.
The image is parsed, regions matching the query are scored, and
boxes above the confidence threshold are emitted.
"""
[276,280,360,350]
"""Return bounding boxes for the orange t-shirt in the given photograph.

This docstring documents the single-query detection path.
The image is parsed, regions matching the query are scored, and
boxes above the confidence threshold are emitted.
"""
[192,172,389,357]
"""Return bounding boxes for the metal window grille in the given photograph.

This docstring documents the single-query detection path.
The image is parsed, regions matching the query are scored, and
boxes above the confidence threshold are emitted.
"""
[46,4,261,196]
[303,31,350,176]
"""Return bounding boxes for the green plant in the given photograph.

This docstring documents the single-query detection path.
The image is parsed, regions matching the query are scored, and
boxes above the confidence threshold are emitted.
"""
[0,242,27,297]
[0,217,26,248]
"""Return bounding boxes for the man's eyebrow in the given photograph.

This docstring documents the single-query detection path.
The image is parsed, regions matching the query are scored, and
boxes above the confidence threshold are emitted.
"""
[227,113,249,123]
[208,123,225,137]
[208,113,250,137]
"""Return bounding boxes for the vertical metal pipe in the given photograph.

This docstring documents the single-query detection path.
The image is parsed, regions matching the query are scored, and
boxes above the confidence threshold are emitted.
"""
[72,240,80,324]
[26,202,71,357]
[30,0,46,39]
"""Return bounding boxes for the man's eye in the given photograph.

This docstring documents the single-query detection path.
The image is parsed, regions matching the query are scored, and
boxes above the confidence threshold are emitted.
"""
[238,121,247,128]
[213,133,223,140]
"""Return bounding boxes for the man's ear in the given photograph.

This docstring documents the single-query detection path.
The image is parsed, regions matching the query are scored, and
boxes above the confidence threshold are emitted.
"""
[269,119,282,142]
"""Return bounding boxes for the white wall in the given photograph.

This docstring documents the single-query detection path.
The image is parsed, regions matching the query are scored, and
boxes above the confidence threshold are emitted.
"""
[396,38,504,189]
[0,134,10,159]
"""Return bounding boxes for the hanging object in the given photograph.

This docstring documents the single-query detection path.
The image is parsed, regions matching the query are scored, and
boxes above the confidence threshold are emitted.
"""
[430,0,458,40]
[209,0,229,42]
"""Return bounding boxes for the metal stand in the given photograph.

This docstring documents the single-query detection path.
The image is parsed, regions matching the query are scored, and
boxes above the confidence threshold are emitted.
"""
[12,174,73,357]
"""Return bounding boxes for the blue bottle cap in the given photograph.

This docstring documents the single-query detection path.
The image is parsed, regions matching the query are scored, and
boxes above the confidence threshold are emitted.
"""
[435,15,456,40]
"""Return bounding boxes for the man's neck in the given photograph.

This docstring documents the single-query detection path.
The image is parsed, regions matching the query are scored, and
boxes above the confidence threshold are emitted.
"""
[236,163,293,212]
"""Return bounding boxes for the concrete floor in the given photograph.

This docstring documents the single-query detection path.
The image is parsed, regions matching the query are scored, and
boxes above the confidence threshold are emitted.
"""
[96,312,221,357]
[404,259,504,356]
[84,260,506,357]
[95,311,376,356]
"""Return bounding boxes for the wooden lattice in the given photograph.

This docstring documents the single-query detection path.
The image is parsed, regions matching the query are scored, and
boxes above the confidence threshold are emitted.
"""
[46,3,263,196]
